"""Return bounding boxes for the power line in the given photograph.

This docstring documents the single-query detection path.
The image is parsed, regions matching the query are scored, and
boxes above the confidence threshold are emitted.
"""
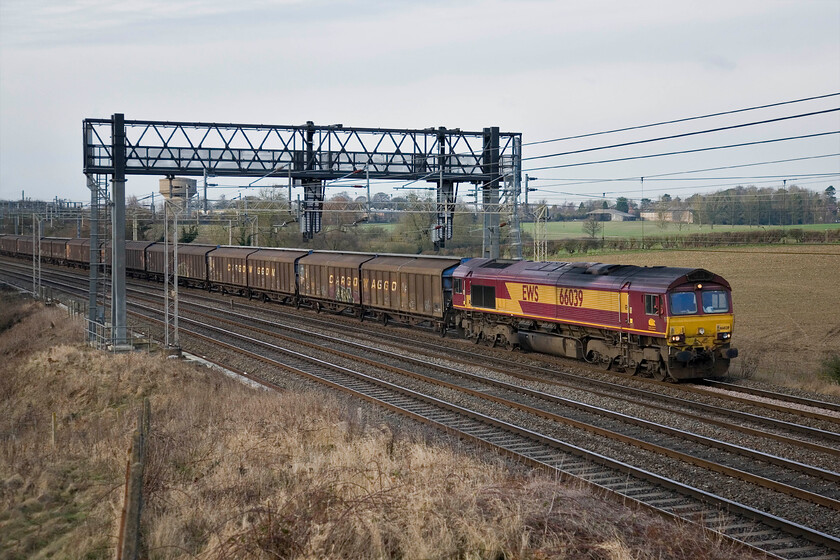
[524,131,840,172]
[536,153,840,187]
[524,92,840,147]
[523,108,840,162]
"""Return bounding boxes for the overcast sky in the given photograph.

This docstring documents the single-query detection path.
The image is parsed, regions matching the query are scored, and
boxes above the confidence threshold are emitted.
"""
[1,0,838,205]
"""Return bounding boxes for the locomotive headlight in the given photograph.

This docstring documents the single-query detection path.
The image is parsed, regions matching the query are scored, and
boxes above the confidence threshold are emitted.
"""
[698,327,705,335]
[669,333,685,343]
[717,332,731,340]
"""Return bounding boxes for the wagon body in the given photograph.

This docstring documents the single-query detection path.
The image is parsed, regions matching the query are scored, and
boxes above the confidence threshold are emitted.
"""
[361,255,463,319]
[246,248,310,298]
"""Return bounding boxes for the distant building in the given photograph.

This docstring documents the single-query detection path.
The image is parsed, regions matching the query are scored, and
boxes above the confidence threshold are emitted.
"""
[639,208,695,223]
[586,209,637,221]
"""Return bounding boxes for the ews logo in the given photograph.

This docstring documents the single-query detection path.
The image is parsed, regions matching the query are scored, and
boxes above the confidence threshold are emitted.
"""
[522,284,540,302]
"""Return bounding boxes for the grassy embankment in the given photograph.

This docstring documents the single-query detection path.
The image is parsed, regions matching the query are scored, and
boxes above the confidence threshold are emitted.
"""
[0,289,754,559]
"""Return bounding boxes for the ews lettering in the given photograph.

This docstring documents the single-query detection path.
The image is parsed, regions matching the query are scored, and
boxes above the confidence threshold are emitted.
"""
[522,284,540,302]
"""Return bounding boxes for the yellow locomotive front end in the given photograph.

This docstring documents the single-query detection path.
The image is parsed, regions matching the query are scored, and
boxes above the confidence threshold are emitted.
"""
[665,283,737,379]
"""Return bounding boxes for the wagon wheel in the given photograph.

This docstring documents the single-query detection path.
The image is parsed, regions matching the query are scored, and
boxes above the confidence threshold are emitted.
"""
[599,356,614,371]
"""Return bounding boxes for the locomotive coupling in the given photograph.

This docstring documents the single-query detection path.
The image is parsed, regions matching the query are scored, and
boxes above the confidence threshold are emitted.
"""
[675,350,696,363]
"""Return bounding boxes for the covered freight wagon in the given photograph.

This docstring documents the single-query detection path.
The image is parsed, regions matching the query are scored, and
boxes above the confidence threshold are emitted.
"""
[146,243,215,287]
[66,238,94,267]
[207,246,257,295]
[42,237,70,263]
[297,252,375,313]
[125,241,155,274]
[0,235,28,256]
[360,255,463,326]
[246,248,310,302]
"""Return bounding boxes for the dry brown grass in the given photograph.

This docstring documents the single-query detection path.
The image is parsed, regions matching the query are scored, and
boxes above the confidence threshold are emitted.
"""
[570,245,840,395]
[0,292,757,559]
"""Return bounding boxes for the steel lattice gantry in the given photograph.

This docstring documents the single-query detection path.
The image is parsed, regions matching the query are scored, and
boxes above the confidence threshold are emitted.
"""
[83,116,521,240]
[83,114,521,344]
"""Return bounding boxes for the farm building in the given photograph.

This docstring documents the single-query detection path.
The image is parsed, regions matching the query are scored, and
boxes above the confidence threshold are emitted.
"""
[586,209,637,221]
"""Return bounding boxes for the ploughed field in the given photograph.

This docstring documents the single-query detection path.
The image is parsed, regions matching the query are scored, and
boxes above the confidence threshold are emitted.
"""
[569,245,840,392]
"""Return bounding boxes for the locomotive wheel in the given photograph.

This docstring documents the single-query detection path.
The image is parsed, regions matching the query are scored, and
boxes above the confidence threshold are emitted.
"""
[586,350,612,370]
[655,361,671,381]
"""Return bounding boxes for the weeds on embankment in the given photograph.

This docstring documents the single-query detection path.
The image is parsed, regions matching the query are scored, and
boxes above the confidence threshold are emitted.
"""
[0,292,757,559]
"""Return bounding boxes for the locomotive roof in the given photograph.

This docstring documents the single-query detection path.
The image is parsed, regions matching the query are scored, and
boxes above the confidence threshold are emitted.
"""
[455,258,730,291]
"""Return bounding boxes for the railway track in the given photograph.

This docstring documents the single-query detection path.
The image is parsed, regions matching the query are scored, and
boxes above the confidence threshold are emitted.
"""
[3,260,840,559]
[141,282,840,456]
[117,270,840,428]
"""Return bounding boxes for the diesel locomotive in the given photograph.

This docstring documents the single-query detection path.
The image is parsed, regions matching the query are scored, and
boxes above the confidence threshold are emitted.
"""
[0,234,737,381]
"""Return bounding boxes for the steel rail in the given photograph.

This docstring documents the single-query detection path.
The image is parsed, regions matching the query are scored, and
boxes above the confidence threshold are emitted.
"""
[702,379,840,414]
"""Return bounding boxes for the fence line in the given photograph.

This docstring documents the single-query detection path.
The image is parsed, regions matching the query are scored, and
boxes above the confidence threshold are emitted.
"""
[116,398,150,560]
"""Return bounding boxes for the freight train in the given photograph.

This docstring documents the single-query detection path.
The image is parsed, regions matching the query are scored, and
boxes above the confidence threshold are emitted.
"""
[0,234,737,381]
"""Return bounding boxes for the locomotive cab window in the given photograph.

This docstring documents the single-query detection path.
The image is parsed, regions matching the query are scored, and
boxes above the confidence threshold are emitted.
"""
[644,294,660,315]
[701,290,729,313]
[669,292,697,315]
[454,278,463,294]
[471,284,496,309]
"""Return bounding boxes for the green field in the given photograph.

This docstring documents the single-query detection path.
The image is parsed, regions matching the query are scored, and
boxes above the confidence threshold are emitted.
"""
[358,220,840,240]
[520,220,840,240]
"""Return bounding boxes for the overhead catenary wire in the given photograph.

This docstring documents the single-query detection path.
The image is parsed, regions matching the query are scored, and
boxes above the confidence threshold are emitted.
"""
[524,130,840,173]
[523,108,840,162]
[532,153,840,188]
[523,92,840,147]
